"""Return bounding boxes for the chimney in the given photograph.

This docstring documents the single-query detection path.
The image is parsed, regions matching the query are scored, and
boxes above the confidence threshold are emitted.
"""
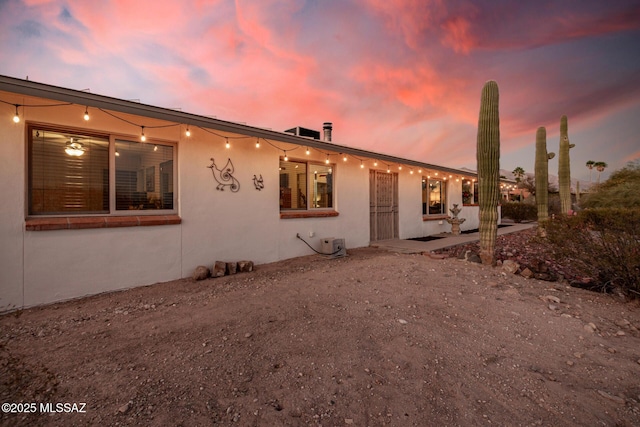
[322,122,333,142]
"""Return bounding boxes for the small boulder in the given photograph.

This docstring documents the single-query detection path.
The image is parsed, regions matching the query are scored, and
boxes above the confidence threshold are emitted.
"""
[213,261,227,277]
[192,266,210,281]
[521,268,534,279]
[502,259,520,274]
[226,262,238,275]
[238,260,254,272]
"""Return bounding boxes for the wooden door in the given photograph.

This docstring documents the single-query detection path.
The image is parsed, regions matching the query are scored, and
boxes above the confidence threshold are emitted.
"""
[369,170,399,241]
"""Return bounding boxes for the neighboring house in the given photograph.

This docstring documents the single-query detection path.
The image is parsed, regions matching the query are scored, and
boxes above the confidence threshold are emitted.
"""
[0,75,496,311]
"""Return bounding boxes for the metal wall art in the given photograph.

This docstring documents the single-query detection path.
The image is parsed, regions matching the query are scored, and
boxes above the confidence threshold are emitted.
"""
[253,174,264,191]
[208,158,240,192]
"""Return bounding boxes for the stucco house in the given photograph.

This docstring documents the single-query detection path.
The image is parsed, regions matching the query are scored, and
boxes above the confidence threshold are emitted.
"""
[0,75,495,312]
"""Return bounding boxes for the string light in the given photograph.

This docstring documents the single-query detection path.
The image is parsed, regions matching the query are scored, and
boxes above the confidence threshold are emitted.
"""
[398,165,402,170]
[306,147,310,155]
[386,165,390,173]
[343,154,347,162]
[374,160,378,167]
[140,126,146,142]
[418,169,422,173]
[360,160,364,169]
[83,107,89,121]
[13,105,19,123]
[225,138,230,149]
[154,145,158,152]
[325,154,330,164]
[283,151,288,161]
[410,169,414,174]
[255,138,260,148]
[185,127,191,137]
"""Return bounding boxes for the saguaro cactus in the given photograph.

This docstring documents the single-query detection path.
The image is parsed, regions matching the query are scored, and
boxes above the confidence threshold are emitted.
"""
[534,127,555,222]
[558,115,575,214]
[476,80,500,266]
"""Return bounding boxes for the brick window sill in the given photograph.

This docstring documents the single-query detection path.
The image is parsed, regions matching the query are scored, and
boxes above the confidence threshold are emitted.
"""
[280,210,339,219]
[25,215,182,231]
[423,214,449,221]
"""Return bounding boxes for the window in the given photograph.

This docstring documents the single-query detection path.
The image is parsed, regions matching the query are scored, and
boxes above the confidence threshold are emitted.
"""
[115,140,174,210]
[279,159,333,210]
[28,124,176,216]
[463,180,475,205]
[29,127,109,215]
[422,177,446,215]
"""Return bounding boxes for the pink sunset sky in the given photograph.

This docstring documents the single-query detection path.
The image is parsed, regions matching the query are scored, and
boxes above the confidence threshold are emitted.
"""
[1,0,639,182]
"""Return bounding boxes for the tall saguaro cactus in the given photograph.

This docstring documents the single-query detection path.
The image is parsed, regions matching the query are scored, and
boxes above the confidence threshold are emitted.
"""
[558,115,575,214]
[535,127,555,222]
[476,81,501,266]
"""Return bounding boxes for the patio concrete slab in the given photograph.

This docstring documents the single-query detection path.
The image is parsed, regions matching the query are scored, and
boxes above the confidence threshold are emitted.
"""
[370,222,537,254]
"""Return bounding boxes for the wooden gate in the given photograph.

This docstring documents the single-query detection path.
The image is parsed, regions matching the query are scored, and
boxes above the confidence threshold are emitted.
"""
[369,170,399,241]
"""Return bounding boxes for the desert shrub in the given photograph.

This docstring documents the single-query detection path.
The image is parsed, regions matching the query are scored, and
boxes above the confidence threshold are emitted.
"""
[582,161,640,209]
[540,208,640,298]
[501,202,537,223]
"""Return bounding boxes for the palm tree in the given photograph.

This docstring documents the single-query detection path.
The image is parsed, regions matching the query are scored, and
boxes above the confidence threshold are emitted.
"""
[512,166,525,201]
[594,161,608,183]
[586,160,595,183]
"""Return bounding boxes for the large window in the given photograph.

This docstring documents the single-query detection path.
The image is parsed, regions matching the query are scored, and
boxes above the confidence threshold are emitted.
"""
[422,177,446,215]
[280,159,333,210]
[115,140,174,210]
[28,124,175,216]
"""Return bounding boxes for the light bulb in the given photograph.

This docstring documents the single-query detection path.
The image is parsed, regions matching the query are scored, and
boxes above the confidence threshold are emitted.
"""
[398,165,402,170]
[256,139,260,148]
[306,147,310,155]
[185,128,191,137]
[13,105,19,123]
[83,107,89,121]
[154,145,158,152]
[225,138,230,149]
[284,151,288,161]
[141,127,146,142]
[360,161,364,169]
[343,155,347,162]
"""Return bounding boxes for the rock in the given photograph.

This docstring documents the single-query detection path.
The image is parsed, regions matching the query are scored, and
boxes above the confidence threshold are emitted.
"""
[614,319,631,328]
[520,268,534,278]
[213,261,226,277]
[226,262,238,275]
[597,390,625,404]
[192,266,210,281]
[427,252,448,260]
[541,295,561,304]
[548,304,559,311]
[501,260,519,274]
[398,319,408,325]
[118,401,132,414]
[583,323,597,333]
[467,253,482,264]
[615,330,626,336]
[345,419,354,424]
[238,260,254,272]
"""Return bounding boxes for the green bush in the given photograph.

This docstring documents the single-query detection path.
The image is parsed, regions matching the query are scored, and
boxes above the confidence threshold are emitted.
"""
[501,202,537,223]
[540,208,640,298]
[582,161,640,209]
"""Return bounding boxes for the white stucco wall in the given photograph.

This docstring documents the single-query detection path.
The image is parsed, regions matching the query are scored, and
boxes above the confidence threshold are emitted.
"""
[0,88,488,311]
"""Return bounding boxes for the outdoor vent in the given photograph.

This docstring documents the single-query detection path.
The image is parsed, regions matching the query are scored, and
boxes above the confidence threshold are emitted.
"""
[284,126,321,139]
[321,237,346,258]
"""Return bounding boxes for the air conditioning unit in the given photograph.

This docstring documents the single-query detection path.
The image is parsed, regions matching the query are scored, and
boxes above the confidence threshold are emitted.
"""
[321,237,346,258]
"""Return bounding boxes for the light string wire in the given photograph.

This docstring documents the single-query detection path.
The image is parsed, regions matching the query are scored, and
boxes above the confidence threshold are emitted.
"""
[1,97,471,181]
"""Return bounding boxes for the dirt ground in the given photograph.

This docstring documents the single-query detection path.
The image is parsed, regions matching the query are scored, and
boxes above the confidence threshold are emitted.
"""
[1,230,640,426]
